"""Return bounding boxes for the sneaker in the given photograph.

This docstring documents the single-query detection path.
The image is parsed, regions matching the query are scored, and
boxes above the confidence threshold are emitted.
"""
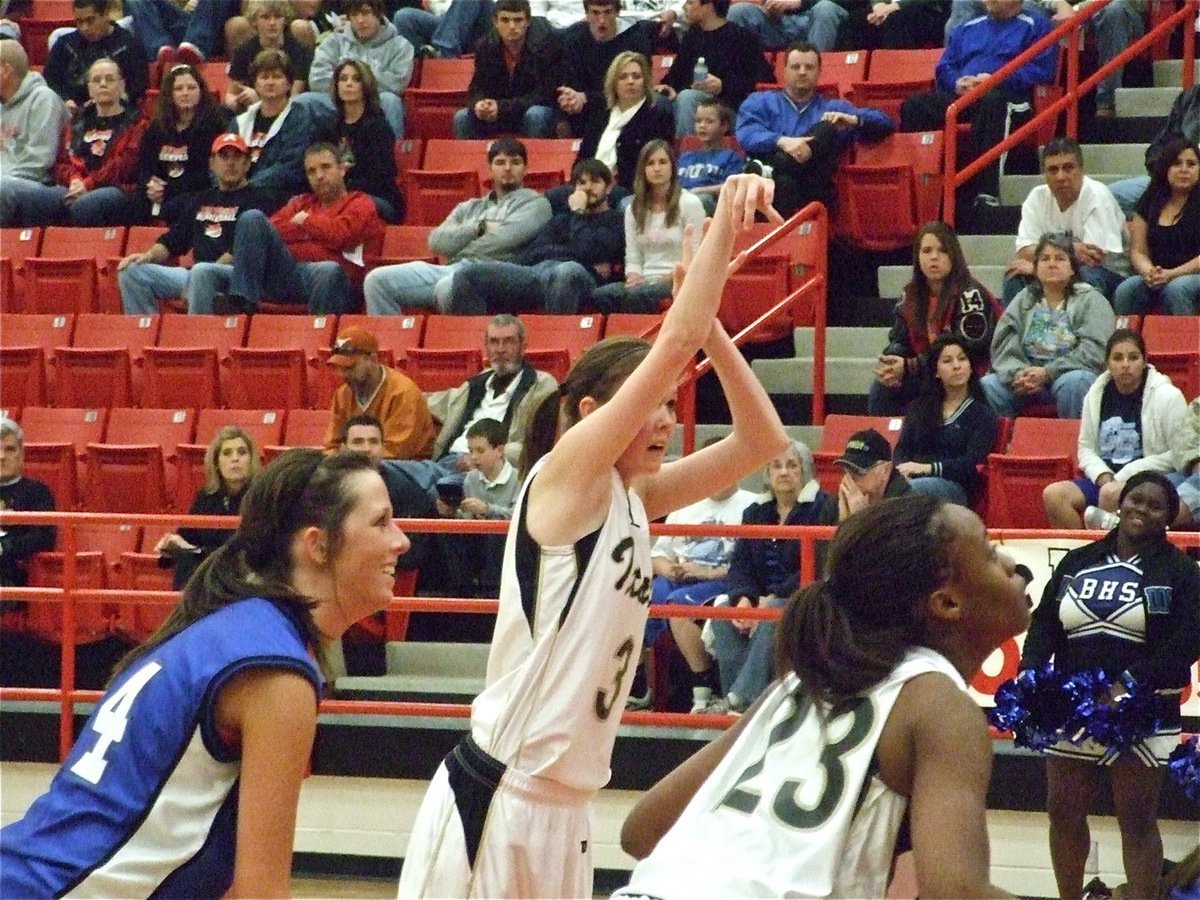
[212,293,256,315]
[973,193,1001,208]
[1084,506,1120,531]
[175,42,205,66]
[417,44,441,59]
[625,690,654,711]
[690,688,730,714]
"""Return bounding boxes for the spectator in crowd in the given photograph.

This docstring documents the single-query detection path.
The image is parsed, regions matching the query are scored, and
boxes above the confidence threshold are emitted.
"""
[1043,329,1188,530]
[677,99,745,214]
[364,138,552,314]
[130,63,230,225]
[592,140,705,313]
[11,58,146,227]
[870,221,1002,415]
[44,0,147,112]
[287,0,344,49]
[1168,395,1200,530]
[725,0,848,51]
[306,0,413,138]
[709,441,829,712]
[1113,138,1200,317]
[0,417,56,591]
[901,0,1056,208]
[577,50,674,190]
[838,0,948,50]
[433,418,520,597]
[1041,0,1142,120]
[639,438,757,713]
[315,59,402,223]
[0,41,69,227]
[1004,137,1129,303]
[816,427,912,526]
[325,325,437,461]
[395,0,495,58]
[455,0,561,139]
[557,0,655,138]
[736,41,893,217]
[154,426,260,592]
[447,158,625,314]
[385,315,559,508]
[894,333,1000,506]
[225,0,313,113]
[209,141,385,314]
[654,0,771,137]
[982,232,1115,420]
[1110,84,1200,217]
[118,133,269,315]
[130,0,240,65]
[230,48,315,214]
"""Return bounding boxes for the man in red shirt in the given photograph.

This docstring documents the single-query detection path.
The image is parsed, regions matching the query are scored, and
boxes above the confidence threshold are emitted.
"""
[214,141,385,313]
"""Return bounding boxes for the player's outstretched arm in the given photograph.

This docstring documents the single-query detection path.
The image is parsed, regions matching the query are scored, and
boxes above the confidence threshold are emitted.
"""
[218,668,320,898]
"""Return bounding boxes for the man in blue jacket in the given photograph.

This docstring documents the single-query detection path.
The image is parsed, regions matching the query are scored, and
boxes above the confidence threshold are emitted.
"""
[901,0,1057,207]
[735,41,894,216]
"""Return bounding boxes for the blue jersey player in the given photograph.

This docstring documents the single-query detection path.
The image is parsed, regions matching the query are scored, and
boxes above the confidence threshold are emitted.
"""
[1,450,409,898]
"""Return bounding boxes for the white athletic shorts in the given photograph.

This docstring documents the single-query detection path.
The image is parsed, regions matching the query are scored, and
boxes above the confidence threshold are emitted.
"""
[398,736,594,898]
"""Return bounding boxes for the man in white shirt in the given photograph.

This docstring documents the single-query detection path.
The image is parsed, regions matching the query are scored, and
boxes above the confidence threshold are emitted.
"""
[1003,136,1129,303]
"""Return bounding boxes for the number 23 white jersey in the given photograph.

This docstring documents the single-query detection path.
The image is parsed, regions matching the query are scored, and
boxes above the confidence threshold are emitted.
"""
[470,461,653,794]
[618,647,967,899]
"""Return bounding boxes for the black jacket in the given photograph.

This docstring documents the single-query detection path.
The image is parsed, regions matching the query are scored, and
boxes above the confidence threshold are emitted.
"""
[467,17,562,127]
[576,97,674,190]
[725,493,829,605]
[1021,530,1200,691]
[44,26,148,106]
[522,206,625,283]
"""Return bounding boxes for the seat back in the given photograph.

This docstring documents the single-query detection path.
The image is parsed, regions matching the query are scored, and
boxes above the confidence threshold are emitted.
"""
[393,138,425,181]
[1,313,74,400]
[281,408,333,448]
[84,443,170,512]
[521,314,602,366]
[603,313,663,339]
[986,417,1080,528]
[812,414,903,495]
[373,225,438,265]
[338,314,426,368]
[20,406,108,507]
[770,50,868,96]
[22,442,80,510]
[845,78,932,126]
[25,552,112,643]
[0,346,47,409]
[404,170,481,226]
[98,407,194,505]
[866,48,942,83]
[234,314,337,407]
[406,347,484,392]
[413,57,475,90]
[422,314,493,351]
[174,408,284,510]
[146,314,249,407]
[0,226,44,310]
[521,347,571,383]
[405,87,470,140]
[57,313,159,406]
[1143,316,1200,397]
[27,226,128,313]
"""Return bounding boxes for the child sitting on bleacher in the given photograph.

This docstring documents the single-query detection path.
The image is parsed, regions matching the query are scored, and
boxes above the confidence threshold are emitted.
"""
[676,99,744,215]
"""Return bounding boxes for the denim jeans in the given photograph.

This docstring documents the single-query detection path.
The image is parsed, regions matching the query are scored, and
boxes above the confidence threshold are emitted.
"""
[1107,175,1149,218]
[449,259,596,315]
[66,187,131,226]
[0,178,67,227]
[118,262,189,314]
[1113,274,1200,317]
[671,88,709,138]
[726,0,848,51]
[128,0,237,60]
[907,475,970,506]
[644,576,729,649]
[364,260,464,314]
[453,105,556,139]
[393,0,494,57]
[591,279,672,314]
[228,210,354,313]
[185,261,234,314]
[981,368,1096,419]
[711,595,789,707]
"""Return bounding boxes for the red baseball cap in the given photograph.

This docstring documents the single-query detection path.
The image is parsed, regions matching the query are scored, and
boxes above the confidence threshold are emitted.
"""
[211,133,249,155]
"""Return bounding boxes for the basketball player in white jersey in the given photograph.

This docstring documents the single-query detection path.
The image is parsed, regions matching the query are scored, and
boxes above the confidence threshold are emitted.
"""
[617,495,1031,898]
[396,173,791,899]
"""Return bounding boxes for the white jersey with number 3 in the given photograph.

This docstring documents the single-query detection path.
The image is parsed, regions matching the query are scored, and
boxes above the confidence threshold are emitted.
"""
[470,460,653,793]
[617,647,967,899]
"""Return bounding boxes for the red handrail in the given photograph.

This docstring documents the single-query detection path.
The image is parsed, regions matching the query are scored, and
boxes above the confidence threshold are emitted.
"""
[944,0,1198,225]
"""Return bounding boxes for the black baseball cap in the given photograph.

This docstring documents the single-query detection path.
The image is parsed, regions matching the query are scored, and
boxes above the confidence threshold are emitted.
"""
[835,429,892,474]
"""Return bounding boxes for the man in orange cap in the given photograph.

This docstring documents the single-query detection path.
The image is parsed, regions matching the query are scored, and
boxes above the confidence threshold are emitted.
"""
[324,325,436,460]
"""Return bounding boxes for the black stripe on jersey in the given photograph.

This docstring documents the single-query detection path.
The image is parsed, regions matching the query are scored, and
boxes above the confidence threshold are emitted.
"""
[514,478,542,635]
[560,528,600,627]
[446,736,508,868]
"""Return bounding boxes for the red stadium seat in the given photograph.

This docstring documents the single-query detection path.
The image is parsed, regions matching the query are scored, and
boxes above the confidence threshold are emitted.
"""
[24,226,127,314]
[20,406,108,509]
[405,347,483,392]
[812,414,904,495]
[55,313,159,407]
[83,407,194,513]
[864,48,941,83]
[721,218,827,341]
[834,131,943,251]
[603,313,662,339]
[173,408,284,511]
[227,314,337,409]
[986,418,1080,528]
[1142,316,1200,399]
[371,226,438,267]
[281,407,334,448]
[0,226,43,311]
[0,346,49,409]
[422,314,493,351]
[521,314,602,366]
[405,59,474,140]
[522,347,571,382]
[143,313,249,408]
[404,170,480,226]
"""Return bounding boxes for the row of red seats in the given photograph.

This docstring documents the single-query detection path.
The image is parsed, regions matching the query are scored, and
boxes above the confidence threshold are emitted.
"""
[12,518,419,645]
[0,311,669,412]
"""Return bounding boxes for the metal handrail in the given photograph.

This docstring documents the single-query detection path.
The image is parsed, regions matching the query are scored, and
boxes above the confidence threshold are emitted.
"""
[944,0,1198,225]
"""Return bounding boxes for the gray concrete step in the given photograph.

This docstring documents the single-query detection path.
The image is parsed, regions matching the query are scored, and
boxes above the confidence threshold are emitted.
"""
[1153,59,1199,87]
[1115,86,1181,118]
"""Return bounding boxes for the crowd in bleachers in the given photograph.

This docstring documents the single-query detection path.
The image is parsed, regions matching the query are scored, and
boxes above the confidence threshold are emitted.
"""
[2,0,1199,706]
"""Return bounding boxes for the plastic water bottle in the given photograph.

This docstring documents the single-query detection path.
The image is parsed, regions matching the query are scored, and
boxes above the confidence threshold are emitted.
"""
[693,56,708,85]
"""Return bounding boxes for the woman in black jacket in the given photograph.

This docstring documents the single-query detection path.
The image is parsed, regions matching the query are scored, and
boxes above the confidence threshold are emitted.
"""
[1020,471,1200,900]
[316,58,402,223]
[576,51,673,191]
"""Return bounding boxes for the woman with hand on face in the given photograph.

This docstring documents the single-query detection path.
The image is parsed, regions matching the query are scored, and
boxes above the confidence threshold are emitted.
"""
[871,221,1001,416]
[591,139,706,314]
[981,232,1115,421]
[1042,329,1189,530]
[0,450,410,898]
[1114,137,1200,316]
[1022,472,1200,900]
[894,333,999,507]
[155,426,261,591]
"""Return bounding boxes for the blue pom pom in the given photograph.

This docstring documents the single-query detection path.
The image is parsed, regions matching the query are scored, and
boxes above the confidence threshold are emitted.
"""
[1168,736,1200,803]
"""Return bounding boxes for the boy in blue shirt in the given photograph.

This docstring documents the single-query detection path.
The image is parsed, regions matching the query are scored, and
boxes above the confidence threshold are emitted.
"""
[677,99,744,215]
